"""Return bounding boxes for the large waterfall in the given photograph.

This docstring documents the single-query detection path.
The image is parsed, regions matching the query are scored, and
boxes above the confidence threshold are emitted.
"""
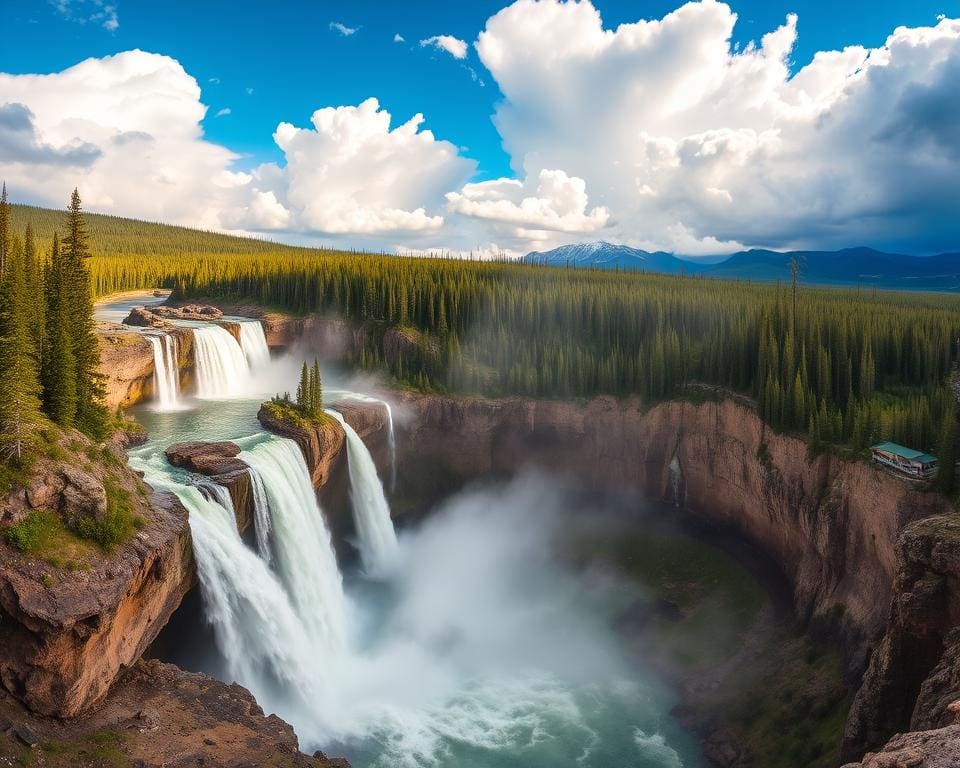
[133,468,329,721]
[326,409,399,576]
[146,333,180,409]
[239,320,271,371]
[240,437,349,654]
[192,325,252,398]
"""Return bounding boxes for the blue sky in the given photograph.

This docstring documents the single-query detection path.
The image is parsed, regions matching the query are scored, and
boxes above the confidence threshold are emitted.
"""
[2,0,950,179]
[1,0,959,255]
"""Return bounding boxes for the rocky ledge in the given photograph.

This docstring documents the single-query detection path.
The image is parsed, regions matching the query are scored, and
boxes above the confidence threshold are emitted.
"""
[164,441,255,534]
[0,659,348,768]
[96,321,194,411]
[0,431,193,719]
[841,723,960,768]
[256,399,389,490]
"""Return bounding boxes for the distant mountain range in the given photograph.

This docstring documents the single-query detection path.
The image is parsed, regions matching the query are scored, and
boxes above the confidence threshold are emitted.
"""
[523,242,960,291]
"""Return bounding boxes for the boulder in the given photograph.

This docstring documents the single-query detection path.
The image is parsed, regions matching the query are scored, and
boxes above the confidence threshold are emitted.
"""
[165,441,246,476]
[123,306,173,329]
[59,465,108,525]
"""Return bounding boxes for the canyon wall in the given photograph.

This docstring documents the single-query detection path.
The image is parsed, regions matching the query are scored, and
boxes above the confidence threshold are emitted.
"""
[388,391,956,755]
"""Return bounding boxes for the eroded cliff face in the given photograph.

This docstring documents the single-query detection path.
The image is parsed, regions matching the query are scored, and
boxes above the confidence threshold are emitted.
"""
[389,391,956,758]
[97,323,194,411]
[0,438,194,719]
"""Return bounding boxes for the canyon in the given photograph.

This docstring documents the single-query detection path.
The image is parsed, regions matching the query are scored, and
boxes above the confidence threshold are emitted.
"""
[3,299,958,766]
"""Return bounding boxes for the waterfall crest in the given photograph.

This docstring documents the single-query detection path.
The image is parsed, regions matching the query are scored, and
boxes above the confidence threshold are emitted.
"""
[146,333,181,409]
[327,409,399,576]
[192,325,252,398]
[239,321,271,371]
[240,437,349,654]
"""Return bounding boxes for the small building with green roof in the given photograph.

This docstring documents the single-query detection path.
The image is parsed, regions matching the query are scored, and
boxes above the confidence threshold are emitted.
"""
[870,441,938,480]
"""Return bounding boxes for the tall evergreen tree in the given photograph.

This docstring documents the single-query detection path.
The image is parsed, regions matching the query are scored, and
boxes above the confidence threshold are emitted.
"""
[42,233,78,427]
[0,182,9,278]
[936,406,958,495]
[0,227,44,461]
[310,359,323,416]
[61,190,108,438]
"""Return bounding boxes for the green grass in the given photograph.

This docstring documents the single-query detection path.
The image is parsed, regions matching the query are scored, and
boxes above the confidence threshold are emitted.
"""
[75,474,145,552]
[263,398,335,430]
[4,509,100,568]
[39,729,128,767]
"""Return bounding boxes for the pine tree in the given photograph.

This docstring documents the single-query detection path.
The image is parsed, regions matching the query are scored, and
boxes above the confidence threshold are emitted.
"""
[296,361,309,412]
[62,190,108,438]
[310,360,323,416]
[42,234,78,426]
[0,183,9,278]
[936,406,957,495]
[0,227,44,461]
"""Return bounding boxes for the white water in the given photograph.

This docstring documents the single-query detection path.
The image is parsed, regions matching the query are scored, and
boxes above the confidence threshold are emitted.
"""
[146,333,181,410]
[248,468,273,563]
[341,393,397,492]
[192,325,253,398]
[131,462,328,721]
[327,409,399,576]
[239,320,271,371]
[240,437,349,655]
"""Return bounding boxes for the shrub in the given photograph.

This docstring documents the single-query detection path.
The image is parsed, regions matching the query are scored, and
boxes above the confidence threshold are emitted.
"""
[4,510,60,555]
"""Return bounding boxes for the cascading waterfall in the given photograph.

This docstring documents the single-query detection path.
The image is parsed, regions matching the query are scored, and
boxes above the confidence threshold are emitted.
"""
[248,469,273,563]
[341,393,397,492]
[129,464,329,722]
[327,409,399,576]
[146,333,181,409]
[238,321,271,371]
[240,437,349,653]
[192,325,252,398]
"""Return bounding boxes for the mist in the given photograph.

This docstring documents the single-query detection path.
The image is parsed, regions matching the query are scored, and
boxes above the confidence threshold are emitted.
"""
[276,474,701,768]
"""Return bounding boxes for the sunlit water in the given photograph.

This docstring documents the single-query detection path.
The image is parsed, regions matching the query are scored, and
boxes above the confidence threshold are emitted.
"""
[101,296,703,768]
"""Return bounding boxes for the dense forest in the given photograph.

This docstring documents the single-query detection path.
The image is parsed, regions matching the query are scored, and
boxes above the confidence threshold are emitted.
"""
[8,202,960,489]
[0,191,109,466]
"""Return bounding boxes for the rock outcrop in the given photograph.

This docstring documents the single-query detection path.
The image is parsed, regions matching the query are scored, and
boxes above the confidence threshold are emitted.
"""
[257,406,346,488]
[840,723,960,768]
[97,322,193,410]
[843,514,960,758]
[163,441,254,534]
[0,659,349,767]
[0,473,193,718]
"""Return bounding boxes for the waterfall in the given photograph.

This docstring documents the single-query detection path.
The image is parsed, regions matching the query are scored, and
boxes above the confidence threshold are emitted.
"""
[146,333,180,409]
[668,448,685,508]
[192,325,252,398]
[326,409,399,576]
[341,393,397,493]
[248,469,273,563]
[239,321,271,371]
[240,437,349,653]
[142,476,328,718]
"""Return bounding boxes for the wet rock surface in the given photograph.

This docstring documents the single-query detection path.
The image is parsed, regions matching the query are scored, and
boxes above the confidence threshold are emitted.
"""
[165,441,246,476]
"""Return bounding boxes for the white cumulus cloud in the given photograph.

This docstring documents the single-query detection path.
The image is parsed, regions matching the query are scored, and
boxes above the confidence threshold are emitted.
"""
[446,169,609,234]
[247,98,476,235]
[475,0,960,254]
[420,35,469,59]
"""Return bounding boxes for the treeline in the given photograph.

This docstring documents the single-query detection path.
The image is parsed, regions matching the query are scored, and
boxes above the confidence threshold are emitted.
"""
[9,200,960,485]
[0,189,108,462]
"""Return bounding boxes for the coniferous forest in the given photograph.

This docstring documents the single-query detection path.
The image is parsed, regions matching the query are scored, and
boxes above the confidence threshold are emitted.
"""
[5,197,960,490]
[0,190,108,469]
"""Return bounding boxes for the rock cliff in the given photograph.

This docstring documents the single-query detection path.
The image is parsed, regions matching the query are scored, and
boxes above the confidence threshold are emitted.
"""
[97,322,193,411]
[0,431,194,718]
[0,659,348,767]
[391,391,956,758]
